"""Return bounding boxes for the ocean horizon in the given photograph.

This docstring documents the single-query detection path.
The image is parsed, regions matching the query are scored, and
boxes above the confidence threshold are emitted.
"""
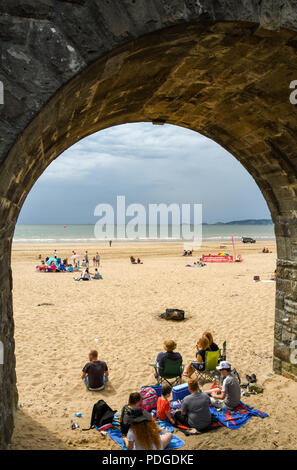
[13,224,275,243]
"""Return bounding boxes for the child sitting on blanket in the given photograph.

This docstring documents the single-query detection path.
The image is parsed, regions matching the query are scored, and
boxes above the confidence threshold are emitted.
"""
[157,385,174,424]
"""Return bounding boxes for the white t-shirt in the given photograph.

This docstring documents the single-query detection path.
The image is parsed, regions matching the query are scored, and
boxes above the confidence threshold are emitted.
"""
[82,270,90,280]
[127,428,157,450]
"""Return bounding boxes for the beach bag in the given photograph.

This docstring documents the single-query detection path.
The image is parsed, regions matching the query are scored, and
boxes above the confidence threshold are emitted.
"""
[140,386,158,412]
[83,399,116,431]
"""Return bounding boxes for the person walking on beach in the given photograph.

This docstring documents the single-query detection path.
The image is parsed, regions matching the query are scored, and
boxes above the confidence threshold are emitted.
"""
[95,252,100,267]
[109,240,112,247]
[81,350,109,391]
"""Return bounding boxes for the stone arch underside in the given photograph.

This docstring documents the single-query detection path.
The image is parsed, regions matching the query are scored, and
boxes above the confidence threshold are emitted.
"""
[1,0,297,449]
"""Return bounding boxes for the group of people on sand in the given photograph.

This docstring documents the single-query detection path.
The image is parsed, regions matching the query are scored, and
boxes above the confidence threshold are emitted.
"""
[36,250,103,278]
[36,257,75,272]
[74,268,103,281]
[183,249,193,256]
[155,336,240,412]
[81,332,241,450]
[130,256,143,264]
[186,259,206,267]
[262,247,272,253]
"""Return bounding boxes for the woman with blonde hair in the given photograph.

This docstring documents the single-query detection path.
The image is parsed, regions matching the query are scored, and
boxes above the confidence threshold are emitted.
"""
[155,340,182,377]
[183,336,210,378]
[202,331,219,352]
[126,408,173,450]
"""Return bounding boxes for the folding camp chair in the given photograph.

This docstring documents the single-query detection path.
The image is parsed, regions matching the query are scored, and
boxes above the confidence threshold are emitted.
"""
[149,358,184,387]
[192,350,221,385]
[220,341,227,362]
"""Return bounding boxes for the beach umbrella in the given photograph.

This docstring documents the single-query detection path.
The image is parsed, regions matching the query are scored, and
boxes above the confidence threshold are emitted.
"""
[47,257,58,265]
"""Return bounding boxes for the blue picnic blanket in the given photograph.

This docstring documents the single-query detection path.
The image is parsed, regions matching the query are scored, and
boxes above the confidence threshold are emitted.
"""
[106,414,184,450]
[209,401,268,429]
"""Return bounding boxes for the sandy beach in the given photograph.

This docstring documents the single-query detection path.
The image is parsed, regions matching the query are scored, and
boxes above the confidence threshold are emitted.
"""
[9,240,297,450]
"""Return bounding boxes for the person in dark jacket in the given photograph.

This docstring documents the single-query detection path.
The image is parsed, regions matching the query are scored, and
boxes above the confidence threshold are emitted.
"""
[121,392,142,446]
[155,340,182,377]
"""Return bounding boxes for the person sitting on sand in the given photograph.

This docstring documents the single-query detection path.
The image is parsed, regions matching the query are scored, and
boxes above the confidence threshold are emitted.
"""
[92,268,103,280]
[81,349,109,391]
[155,340,182,377]
[75,268,92,281]
[36,260,46,272]
[121,392,142,443]
[206,361,241,410]
[157,384,174,424]
[130,256,137,264]
[82,268,91,279]
[203,331,219,352]
[173,379,211,432]
[137,258,143,264]
[58,262,66,272]
[49,261,57,272]
[183,336,209,377]
[125,407,173,450]
[67,264,73,272]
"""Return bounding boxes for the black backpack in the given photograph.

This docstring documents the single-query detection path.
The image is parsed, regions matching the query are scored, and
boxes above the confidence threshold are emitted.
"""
[83,399,116,430]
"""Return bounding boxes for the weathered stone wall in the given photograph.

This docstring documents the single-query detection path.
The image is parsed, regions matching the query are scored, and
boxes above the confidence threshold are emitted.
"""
[0,0,297,449]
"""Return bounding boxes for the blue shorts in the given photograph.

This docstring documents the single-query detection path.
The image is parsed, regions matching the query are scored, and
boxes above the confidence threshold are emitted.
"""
[191,362,205,371]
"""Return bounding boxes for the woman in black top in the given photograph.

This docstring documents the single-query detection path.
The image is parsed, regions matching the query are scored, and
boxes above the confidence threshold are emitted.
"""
[121,392,142,441]
[203,331,219,352]
[183,336,210,377]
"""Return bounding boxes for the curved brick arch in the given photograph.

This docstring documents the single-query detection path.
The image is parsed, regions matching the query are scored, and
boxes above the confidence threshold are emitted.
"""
[1,0,297,449]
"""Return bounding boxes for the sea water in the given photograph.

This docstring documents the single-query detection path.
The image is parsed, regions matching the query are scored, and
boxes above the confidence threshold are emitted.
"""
[13,224,275,243]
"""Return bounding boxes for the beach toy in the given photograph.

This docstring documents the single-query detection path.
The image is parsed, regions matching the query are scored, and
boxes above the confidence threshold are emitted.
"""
[75,412,82,418]
[71,420,79,429]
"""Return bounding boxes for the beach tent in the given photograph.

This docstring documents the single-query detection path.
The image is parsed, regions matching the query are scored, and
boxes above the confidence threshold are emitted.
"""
[46,257,58,266]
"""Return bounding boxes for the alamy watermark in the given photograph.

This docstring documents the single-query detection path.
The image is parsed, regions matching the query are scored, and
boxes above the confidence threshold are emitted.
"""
[94,195,202,248]
[0,81,3,105]
[0,341,3,365]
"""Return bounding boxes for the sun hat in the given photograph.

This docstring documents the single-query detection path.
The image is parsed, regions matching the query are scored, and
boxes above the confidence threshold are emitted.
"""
[125,407,152,425]
[216,361,231,370]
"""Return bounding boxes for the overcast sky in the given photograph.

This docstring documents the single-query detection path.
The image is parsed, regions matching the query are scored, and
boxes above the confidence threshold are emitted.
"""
[17,123,271,225]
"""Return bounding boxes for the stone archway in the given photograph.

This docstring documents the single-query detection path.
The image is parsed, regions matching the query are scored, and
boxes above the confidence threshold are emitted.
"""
[1,0,297,449]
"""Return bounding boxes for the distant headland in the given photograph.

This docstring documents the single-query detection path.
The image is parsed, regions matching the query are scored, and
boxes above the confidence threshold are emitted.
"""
[204,219,273,226]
